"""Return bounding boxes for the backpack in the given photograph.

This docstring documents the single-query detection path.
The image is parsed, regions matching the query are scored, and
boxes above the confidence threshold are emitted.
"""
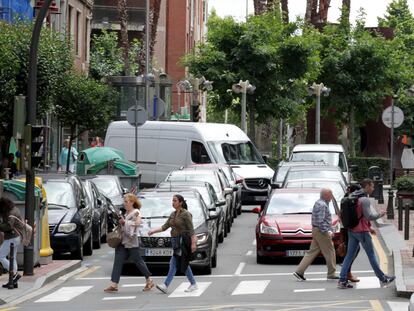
[340,194,364,229]
[9,215,33,247]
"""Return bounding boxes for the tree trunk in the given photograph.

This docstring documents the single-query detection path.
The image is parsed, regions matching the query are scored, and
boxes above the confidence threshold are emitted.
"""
[281,0,289,23]
[149,0,161,61]
[305,0,314,22]
[118,0,130,75]
[319,0,330,23]
[340,0,351,27]
[248,102,256,143]
[253,0,267,15]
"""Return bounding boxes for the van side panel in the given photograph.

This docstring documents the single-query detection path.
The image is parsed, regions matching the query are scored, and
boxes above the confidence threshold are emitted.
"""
[156,137,189,183]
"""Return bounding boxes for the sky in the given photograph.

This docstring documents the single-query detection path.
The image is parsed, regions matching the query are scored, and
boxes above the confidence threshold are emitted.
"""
[208,0,414,26]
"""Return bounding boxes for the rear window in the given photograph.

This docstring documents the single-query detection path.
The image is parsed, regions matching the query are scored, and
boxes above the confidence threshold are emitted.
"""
[291,152,347,171]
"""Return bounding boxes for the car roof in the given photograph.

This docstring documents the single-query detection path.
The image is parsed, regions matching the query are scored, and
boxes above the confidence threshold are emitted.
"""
[171,169,217,175]
[140,188,200,198]
[158,181,211,187]
[287,165,341,172]
[271,188,321,194]
[286,178,344,184]
[292,144,344,153]
[278,161,327,168]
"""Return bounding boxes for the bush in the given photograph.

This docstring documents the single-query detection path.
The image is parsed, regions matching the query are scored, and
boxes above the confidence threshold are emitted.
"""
[394,176,414,191]
[348,157,390,183]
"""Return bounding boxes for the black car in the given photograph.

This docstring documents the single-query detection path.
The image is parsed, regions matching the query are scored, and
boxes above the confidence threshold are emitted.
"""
[82,180,108,249]
[42,174,93,260]
[138,189,219,274]
[90,175,127,212]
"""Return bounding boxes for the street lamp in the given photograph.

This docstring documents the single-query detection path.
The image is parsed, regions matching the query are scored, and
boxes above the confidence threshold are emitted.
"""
[232,80,256,133]
[176,80,192,118]
[308,82,330,144]
[198,77,213,122]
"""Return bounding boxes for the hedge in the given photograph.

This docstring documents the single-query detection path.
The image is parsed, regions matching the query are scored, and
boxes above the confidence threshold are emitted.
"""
[348,157,390,183]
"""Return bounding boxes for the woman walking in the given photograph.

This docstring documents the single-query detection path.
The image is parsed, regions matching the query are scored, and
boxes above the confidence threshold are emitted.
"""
[104,193,154,292]
[148,194,198,294]
[0,198,23,286]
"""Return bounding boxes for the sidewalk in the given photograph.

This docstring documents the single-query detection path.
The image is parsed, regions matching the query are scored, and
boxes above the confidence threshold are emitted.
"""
[372,188,414,298]
[0,260,81,305]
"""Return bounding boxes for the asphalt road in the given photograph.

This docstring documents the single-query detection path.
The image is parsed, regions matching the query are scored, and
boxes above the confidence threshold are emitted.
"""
[9,212,411,311]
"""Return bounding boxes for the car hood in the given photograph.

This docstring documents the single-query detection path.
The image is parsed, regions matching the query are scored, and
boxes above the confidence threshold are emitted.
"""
[231,164,274,179]
[48,206,76,225]
[263,214,339,232]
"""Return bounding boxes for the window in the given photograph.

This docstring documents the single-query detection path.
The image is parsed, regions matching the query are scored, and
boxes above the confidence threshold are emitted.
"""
[191,141,211,164]
[84,17,90,62]
[67,5,73,38]
[75,11,81,55]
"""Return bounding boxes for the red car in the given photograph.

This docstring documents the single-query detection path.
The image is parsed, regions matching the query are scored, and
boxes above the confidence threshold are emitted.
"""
[253,188,342,264]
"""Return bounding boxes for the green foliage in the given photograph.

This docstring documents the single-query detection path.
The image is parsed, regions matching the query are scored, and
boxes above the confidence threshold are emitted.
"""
[55,71,117,136]
[394,176,414,191]
[348,157,390,182]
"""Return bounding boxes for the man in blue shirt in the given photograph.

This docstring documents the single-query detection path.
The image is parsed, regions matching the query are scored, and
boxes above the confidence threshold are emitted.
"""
[293,188,338,281]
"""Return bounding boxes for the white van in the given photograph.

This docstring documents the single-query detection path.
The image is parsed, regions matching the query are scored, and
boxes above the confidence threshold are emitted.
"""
[105,121,274,206]
[289,144,350,183]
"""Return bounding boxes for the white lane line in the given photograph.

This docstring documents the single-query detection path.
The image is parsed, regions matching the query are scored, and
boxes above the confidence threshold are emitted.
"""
[35,286,93,303]
[234,262,245,275]
[355,277,381,289]
[121,284,145,288]
[245,250,253,256]
[168,282,211,298]
[103,296,136,301]
[252,239,257,246]
[294,288,325,293]
[231,280,270,295]
[387,301,409,311]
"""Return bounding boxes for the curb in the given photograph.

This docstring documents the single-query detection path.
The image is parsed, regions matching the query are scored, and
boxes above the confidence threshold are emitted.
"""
[0,260,81,306]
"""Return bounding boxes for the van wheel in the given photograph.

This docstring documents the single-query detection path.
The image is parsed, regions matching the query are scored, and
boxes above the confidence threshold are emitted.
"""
[72,234,84,260]
[84,232,93,256]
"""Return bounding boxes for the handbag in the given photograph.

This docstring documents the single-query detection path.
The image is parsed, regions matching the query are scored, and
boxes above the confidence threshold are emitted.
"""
[107,226,122,248]
[337,242,347,257]
[9,215,33,247]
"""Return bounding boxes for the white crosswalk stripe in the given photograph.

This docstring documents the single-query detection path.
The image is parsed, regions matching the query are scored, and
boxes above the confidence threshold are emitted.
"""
[168,282,211,298]
[231,280,270,295]
[355,276,381,289]
[387,301,409,311]
[35,286,93,303]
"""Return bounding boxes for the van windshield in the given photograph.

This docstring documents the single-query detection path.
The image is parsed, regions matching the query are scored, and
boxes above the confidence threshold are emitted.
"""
[208,141,265,165]
[291,152,347,172]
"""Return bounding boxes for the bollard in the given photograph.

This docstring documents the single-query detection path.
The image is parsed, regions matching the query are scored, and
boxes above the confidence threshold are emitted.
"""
[387,189,394,219]
[6,243,15,290]
[405,202,410,241]
[398,198,403,231]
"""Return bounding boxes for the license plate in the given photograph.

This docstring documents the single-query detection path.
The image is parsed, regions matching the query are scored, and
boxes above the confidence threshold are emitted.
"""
[286,250,306,257]
[254,196,268,201]
[145,248,173,256]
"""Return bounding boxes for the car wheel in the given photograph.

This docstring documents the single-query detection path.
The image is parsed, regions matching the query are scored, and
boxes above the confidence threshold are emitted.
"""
[226,220,231,234]
[237,205,242,215]
[218,224,224,242]
[93,223,102,249]
[212,249,217,268]
[84,232,93,256]
[256,254,266,264]
[203,258,212,275]
[71,233,84,260]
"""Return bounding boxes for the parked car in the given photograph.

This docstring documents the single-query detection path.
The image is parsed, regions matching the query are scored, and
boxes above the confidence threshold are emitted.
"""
[157,180,226,243]
[284,178,346,202]
[253,188,341,264]
[42,174,93,260]
[90,175,126,212]
[165,168,234,235]
[138,189,219,274]
[282,165,348,188]
[82,180,108,249]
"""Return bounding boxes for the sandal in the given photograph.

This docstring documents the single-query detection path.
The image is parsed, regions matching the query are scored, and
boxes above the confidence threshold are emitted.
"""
[104,285,118,293]
[143,279,154,291]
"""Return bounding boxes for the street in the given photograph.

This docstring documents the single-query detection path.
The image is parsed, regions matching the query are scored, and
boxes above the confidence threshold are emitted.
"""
[12,211,409,311]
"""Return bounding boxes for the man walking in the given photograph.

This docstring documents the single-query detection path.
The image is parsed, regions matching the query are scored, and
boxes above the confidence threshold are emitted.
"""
[338,178,395,289]
[293,188,338,281]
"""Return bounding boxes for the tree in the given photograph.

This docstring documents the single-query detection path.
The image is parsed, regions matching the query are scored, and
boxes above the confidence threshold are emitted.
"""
[305,0,331,25]
[55,72,117,172]
[118,0,130,74]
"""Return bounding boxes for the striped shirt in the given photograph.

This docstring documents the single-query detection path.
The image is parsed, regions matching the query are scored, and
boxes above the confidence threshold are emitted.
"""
[311,198,332,233]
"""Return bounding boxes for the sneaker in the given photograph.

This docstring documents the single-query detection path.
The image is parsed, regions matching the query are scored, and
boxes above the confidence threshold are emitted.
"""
[380,276,396,287]
[184,284,198,292]
[156,283,168,294]
[337,280,353,289]
[293,272,306,281]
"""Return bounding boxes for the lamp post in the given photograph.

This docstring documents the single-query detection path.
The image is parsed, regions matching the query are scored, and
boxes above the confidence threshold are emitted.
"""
[176,80,192,118]
[308,82,330,144]
[198,77,213,123]
[232,80,256,133]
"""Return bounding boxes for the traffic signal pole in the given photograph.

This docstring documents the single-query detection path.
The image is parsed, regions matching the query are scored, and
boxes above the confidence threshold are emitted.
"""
[24,0,53,276]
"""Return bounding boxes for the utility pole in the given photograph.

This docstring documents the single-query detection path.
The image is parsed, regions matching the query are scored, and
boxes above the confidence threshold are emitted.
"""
[308,82,330,144]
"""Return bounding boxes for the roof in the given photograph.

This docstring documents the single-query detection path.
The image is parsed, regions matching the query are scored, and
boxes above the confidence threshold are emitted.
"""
[278,161,327,168]
[292,144,345,153]
[287,165,341,172]
[139,188,200,198]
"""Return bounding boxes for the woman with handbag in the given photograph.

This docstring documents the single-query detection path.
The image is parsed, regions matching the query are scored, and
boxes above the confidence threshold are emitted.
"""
[104,193,154,292]
[0,198,23,286]
[148,194,198,294]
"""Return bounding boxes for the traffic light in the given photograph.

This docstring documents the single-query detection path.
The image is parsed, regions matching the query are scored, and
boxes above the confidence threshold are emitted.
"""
[24,124,44,169]
[191,104,201,122]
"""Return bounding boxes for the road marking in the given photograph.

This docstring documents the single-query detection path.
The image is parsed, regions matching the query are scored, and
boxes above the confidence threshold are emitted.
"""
[234,262,245,275]
[168,282,211,298]
[356,277,381,289]
[372,234,388,273]
[121,284,145,288]
[293,288,325,293]
[245,250,253,256]
[73,265,101,279]
[57,266,88,281]
[387,301,409,311]
[252,239,256,246]
[301,278,326,281]
[0,308,19,311]
[35,286,93,303]
[231,280,270,295]
[370,300,384,311]
[102,296,136,301]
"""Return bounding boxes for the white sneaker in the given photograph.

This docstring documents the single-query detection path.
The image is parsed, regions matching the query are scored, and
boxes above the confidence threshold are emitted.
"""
[184,284,198,292]
[156,283,168,294]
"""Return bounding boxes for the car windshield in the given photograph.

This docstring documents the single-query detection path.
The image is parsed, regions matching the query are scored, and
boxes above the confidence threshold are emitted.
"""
[266,192,336,215]
[92,178,121,198]
[291,152,347,171]
[167,172,221,194]
[140,196,205,223]
[285,181,345,201]
[208,141,265,165]
[44,182,76,208]
[285,170,344,184]
[274,166,289,183]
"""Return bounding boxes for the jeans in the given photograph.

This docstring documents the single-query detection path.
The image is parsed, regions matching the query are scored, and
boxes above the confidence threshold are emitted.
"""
[339,231,385,282]
[0,236,21,273]
[111,244,151,284]
[164,237,196,287]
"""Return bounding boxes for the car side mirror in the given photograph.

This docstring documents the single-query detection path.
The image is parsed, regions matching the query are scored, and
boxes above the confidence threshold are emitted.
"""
[216,200,226,207]
[224,187,233,195]
[271,183,280,189]
[80,199,86,209]
[209,211,219,220]
[252,207,261,214]
[262,155,268,163]
[97,198,102,206]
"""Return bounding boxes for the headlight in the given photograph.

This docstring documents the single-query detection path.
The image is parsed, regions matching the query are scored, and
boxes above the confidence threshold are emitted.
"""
[196,233,208,245]
[260,223,279,235]
[332,222,341,233]
[58,223,77,233]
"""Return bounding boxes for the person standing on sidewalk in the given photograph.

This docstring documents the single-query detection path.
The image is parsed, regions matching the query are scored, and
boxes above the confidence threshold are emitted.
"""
[104,193,154,293]
[293,189,338,281]
[148,194,198,294]
[338,178,395,289]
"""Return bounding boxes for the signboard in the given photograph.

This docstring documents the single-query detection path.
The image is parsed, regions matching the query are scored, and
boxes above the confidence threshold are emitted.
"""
[127,105,147,127]
[382,106,404,129]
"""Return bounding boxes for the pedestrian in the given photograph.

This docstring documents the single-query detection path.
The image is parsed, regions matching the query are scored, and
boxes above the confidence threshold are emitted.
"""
[293,188,338,281]
[104,193,154,293]
[91,136,104,147]
[337,178,395,289]
[58,139,78,173]
[0,197,23,286]
[148,194,198,294]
